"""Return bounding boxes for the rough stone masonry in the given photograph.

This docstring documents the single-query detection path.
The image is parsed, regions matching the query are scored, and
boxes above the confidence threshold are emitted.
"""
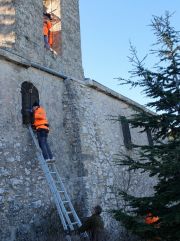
[0,0,155,240]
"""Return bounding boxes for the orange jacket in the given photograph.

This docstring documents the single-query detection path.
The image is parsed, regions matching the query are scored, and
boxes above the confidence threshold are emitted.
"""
[33,106,49,131]
[43,20,52,36]
[145,213,159,224]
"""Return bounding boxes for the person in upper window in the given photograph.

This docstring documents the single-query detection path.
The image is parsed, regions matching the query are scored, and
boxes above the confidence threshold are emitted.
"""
[43,13,52,50]
[43,11,60,54]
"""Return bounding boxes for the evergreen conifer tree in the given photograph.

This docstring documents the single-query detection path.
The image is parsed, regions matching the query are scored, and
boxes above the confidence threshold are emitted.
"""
[113,12,180,241]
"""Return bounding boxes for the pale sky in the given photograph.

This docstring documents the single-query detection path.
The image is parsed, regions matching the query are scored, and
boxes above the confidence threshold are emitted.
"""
[79,1,180,106]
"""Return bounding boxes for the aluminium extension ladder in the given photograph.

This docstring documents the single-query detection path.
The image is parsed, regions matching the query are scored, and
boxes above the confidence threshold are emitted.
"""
[28,126,87,241]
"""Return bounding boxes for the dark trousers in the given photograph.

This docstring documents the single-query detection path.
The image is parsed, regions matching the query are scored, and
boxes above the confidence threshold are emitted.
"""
[44,35,50,49]
[37,129,53,160]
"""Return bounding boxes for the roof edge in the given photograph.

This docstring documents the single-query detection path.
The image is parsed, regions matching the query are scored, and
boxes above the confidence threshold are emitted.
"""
[0,48,155,115]
[85,78,155,115]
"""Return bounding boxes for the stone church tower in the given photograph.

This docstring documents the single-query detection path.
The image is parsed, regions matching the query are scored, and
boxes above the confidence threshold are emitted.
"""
[0,1,154,240]
[0,0,83,79]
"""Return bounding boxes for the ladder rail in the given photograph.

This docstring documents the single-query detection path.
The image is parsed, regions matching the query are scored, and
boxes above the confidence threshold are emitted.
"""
[28,126,69,231]
[46,164,75,231]
[54,165,82,227]
[28,126,81,231]
[38,153,69,231]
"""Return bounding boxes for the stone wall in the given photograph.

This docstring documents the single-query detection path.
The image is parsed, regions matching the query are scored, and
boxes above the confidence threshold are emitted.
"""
[0,0,156,239]
[64,79,156,238]
[0,0,16,48]
[0,52,156,241]
[0,55,85,241]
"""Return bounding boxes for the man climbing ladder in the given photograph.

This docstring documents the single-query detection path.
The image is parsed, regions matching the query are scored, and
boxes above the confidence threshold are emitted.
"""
[32,102,55,162]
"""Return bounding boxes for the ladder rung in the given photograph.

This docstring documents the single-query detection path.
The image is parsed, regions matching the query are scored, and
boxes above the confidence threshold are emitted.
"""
[62,200,69,204]
[71,222,79,225]
[38,176,45,178]
[67,211,72,214]
[56,182,64,186]
[58,190,64,193]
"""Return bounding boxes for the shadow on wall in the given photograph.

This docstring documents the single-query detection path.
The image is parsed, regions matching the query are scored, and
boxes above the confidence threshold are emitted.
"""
[0,0,16,48]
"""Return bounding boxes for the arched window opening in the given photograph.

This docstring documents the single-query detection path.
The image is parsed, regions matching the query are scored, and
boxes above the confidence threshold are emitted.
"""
[21,82,39,125]
[43,0,61,55]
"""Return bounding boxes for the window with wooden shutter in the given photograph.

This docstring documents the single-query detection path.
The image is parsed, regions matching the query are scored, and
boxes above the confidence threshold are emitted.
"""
[21,82,39,125]
[120,116,132,150]
[146,128,153,146]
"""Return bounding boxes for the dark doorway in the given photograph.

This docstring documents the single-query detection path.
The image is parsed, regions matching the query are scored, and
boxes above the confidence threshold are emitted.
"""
[21,82,39,124]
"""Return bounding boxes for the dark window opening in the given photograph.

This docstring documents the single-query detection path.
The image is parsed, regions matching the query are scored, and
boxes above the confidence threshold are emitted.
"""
[146,128,153,146]
[120,116,132,150]
[21,82,39,125]
[43,0,61,55]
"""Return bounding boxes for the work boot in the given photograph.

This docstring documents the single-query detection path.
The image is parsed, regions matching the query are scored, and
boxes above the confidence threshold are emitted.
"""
[50,48,57,57]
[46,158,55,163]
[45,159,50,163]
[50,48,56,54]
[50,157,56,162]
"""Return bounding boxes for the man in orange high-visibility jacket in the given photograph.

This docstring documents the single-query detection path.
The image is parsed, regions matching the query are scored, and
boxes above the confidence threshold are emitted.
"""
[145,212,159,225]
[43,13,52,49]
[32,102,54,162]
[145,212,161,241]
